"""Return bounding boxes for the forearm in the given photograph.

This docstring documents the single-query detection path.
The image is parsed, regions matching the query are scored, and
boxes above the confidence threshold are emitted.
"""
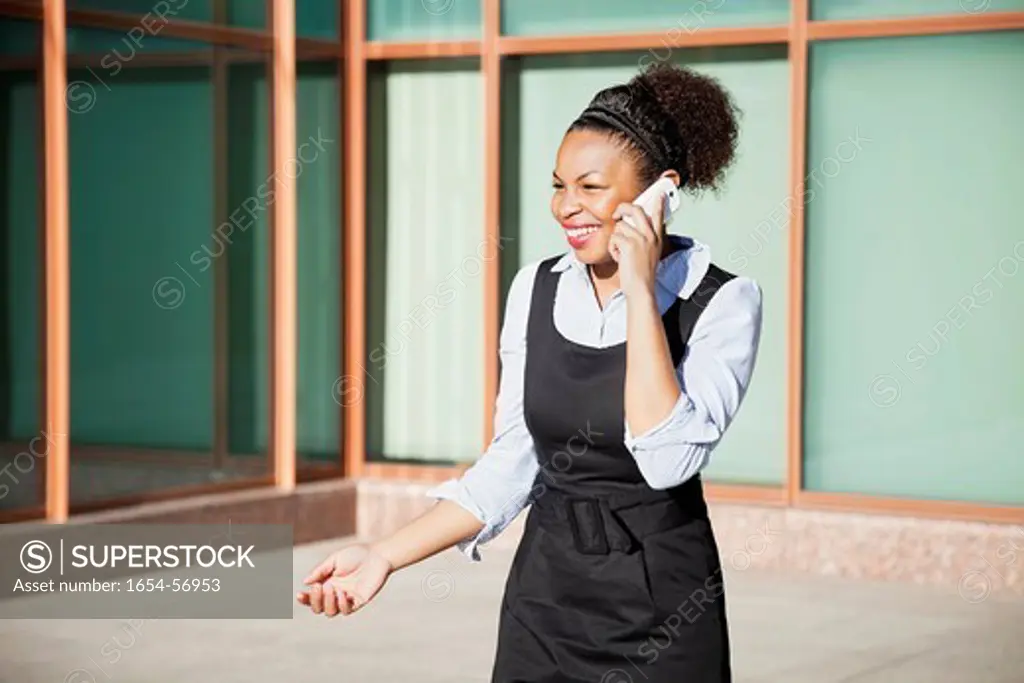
[625,288,682,437]
[369,499,485,572]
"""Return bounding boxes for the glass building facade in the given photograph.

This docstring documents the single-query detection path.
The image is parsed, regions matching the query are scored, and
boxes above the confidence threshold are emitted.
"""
[1,1,1022,525]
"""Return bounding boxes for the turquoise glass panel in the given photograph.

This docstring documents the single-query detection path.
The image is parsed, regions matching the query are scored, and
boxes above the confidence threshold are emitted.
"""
[68,67,215,452]
[294,0,338,39]
[65,62,272,504]
[68,0,215,23]
[0,18,40,56]
[803,32,1024,505]
[296,62,342,464]
[0,70,42,512]
[502,0,789,36]
[225,62,270,459]
[68,1,267,29]
[500,48,790,485]
[367,0,481,41]
[68,1,333,36]
[812,0,1024,21]
[66,26,207,54]
[226,0,265,31]
[366,60,484,463]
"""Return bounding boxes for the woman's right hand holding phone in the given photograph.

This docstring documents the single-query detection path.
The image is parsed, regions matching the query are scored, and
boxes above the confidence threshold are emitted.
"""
[297,544,393,617]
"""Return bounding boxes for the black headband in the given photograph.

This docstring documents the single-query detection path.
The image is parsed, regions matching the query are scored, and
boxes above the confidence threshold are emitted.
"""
[572,87,688,184]
[575,104,672,171]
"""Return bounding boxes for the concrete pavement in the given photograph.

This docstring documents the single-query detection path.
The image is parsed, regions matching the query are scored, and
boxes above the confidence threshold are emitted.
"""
[0,536,1021,682]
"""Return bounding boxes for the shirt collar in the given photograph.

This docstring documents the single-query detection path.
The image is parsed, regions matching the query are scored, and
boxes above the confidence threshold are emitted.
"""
[549,233,711,301]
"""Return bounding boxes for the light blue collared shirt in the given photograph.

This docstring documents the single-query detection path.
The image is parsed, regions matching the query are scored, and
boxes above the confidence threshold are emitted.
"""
[427,234,763,561]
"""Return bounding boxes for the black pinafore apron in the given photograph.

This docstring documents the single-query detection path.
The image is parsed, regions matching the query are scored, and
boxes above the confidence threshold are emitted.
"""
[491,255,734,683]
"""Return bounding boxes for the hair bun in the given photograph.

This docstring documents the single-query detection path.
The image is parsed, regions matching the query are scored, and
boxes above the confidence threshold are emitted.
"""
[629,62,741,194]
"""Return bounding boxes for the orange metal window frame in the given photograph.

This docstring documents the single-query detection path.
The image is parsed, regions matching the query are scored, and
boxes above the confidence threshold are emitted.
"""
[0,0,1020,526]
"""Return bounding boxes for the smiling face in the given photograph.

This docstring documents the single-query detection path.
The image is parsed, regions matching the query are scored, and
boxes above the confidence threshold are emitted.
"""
[550,129,646,265]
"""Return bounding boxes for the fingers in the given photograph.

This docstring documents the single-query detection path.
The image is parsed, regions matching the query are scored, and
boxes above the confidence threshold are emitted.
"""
[613,203,656,243]
[337,592,356,616]
[613,222,643,245]
[611,222,644,262]
[325,580,363,617]
[295,587,343,617]
[296,581,361,618]
[323,581,340,618]
[303,556,335,585]
[309,582,324,614]
[608,233,624,263]
[333,576,364,616]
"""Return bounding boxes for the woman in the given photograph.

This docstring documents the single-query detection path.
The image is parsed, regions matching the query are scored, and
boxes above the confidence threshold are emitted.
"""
[298,62,762,683]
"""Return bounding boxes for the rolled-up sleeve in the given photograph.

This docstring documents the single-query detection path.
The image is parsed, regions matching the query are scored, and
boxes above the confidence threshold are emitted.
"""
[426,263,540,561]
[623,276,763,490]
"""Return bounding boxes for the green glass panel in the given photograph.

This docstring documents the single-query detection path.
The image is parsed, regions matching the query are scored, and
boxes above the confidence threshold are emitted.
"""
[672,50,789,486]
[366,60,484,463]
[227,1,265,30]
[812,0,1024,21]
[502,0,789,36]
[367,0,481,41]
[804,32,1024,505]
[0,71,42,512]
[0,19,39,56]
[295,0,338,39]
[66,27,207,54]
[68,0,268,29]
[500,48,789,485]
[0,73,39,441]
[65,62,273,504]
[66,0,328,34]
[68,0,214,21]
[296,62,341,463]
[226,62,270,458]
[228,0,334,35]
[68,67,215,452]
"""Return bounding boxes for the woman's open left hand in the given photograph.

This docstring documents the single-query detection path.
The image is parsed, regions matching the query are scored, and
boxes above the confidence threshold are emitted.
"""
[609,199,664,300]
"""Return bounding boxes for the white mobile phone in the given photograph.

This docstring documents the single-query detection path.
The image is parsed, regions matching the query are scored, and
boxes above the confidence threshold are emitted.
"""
[626,176,681,229]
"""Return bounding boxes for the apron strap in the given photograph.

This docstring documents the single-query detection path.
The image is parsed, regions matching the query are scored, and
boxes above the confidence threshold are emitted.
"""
[666,262,737,368]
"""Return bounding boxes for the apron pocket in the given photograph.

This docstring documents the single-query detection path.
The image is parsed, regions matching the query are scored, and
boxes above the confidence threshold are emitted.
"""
[639,519,725,624]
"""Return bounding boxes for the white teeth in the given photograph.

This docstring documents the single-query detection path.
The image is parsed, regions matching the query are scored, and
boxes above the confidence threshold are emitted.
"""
[567,226,600,238]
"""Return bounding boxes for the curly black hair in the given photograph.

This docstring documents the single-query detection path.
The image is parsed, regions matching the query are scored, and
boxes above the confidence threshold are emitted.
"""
[568,61,741,196]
